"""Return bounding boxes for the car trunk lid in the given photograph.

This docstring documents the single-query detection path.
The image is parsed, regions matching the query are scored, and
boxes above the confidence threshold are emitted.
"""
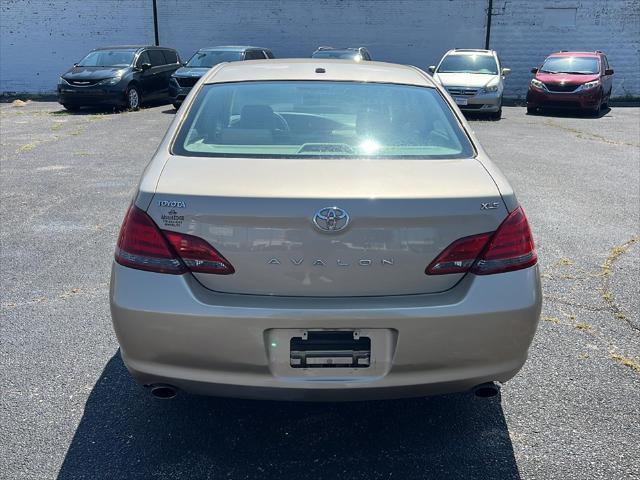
[147,156,507,297]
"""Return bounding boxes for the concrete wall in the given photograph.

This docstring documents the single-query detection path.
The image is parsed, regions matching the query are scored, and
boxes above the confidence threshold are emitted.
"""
[156,0,487,73]
[0,0,154,93]
[490,0,640,99]
[1,0,638,98]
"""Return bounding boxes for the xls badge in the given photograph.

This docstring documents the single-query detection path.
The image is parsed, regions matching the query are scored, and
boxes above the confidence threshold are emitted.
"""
[313,206,350,233]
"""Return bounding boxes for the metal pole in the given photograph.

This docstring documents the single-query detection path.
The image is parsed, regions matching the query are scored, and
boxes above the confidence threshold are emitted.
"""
[152,0,160,46]
[485,0,493,49]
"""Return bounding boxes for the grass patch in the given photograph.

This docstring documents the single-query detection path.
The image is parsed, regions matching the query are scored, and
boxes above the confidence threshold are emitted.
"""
[575,322,593,332]
[16,143,36,153]
[610,353,640,373]
[557,258,574,266]
[542,315,560,324]
[600,237,639,277]
[51,122,65,131]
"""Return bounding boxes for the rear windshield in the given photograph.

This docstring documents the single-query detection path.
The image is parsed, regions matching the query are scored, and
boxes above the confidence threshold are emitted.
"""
[540,56,599,74]
[78,50,136,67]
[186,51,243,68]
[438,54,498,75]
[173,81,473,159]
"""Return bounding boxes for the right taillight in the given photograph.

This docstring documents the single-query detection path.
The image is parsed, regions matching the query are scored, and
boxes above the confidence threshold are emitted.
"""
[471,206,537,275]
[115,205,234,275]
[426,206,537,276]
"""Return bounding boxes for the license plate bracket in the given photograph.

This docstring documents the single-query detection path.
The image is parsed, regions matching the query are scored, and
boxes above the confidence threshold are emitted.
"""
[290,331,371,368]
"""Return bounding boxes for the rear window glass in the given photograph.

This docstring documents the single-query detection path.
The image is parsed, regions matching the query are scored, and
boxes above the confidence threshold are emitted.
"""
[173,81,473,159]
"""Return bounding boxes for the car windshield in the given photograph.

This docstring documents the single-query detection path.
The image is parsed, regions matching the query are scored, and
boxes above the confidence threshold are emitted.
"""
[540,56,599,74]
[312,51,362,60]
[173,81,473,159]
[437,54,498,74]
[186,51,243,67]
[78,50,136,67]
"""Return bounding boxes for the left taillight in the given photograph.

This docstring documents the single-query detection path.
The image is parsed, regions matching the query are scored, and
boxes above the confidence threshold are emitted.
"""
[115,205,234,275]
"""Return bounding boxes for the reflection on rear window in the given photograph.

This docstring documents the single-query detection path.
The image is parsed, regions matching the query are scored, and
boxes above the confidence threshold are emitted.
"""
[173,81,474,159]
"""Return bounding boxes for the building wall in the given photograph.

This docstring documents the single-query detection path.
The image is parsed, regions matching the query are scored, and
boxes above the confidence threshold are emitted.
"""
[1,0,638,98]
[0,0,154,93]
[490,0,640,99]
[156,0,487,74]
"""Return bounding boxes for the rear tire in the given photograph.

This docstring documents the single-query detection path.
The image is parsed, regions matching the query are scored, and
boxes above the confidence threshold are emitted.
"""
[526,106,537,115]
[172,102,181,110]
[126,85,141,111]
[62,104,80,112]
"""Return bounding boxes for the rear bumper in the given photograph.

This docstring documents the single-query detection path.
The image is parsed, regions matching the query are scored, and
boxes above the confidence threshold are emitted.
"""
[110,263,542,401]
[526,86,602,110]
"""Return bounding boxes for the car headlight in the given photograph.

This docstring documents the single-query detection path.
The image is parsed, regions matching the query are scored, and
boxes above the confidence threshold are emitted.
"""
[530,79,546,90]
[483,83,499,93]
[58,77,68,86]
[578,80,600,91]
[97,76,123,86]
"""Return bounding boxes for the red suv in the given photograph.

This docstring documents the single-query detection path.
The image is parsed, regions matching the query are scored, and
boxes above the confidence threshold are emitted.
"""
[526,51,613,115]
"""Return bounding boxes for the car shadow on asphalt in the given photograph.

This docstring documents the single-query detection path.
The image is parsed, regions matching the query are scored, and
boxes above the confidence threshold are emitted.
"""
[527,106,612,119]
[57,352,521,480]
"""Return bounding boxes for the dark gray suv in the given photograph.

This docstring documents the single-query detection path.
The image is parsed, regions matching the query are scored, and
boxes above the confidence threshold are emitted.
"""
[169,46,275,109]
[57,45,181,111]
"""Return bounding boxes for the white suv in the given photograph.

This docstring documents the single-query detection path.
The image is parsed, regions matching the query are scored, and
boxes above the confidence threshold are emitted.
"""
[429,49,510,119]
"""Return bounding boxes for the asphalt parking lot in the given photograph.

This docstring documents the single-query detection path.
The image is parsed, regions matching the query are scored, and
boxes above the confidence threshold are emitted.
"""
[1,100,638,480]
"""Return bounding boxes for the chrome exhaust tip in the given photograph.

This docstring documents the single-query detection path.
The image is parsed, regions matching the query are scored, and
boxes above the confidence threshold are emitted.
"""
[149,384,178,399]
[472,382,500,398]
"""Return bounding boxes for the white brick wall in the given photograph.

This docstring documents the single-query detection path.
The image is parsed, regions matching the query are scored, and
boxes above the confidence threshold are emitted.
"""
[490,0,640,99]
[156,0,487,74]
[1,0,638,98]
[0,0,154,93]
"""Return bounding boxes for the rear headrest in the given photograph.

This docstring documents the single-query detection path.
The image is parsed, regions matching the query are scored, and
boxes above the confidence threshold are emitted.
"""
[237,104,278,129]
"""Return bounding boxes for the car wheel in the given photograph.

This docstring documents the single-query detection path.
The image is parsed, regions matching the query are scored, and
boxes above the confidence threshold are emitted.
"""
[490,108,502,120]
[589,101,602,117]
[526,106,537,115]
[126,86,141,111]
[172,102,181,110]
[62,104,80,112]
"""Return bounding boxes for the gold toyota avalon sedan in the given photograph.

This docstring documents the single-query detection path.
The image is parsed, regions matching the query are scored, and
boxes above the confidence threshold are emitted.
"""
[110,59,541,401]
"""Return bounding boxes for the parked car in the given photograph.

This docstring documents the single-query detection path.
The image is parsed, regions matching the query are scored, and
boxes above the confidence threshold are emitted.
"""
[526,51,613,115]
[429,49,510,119]
[170,46,274,109]
[311,46,372,61]
[110,59,541,401]
[57,45,181,111]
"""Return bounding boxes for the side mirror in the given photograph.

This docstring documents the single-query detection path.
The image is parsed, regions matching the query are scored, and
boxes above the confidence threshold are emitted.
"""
[73,63,79,67]
[140,63,151,71]
[427,65,436,74]
[501,67,511,76]
[530,67,538,74]
[605,68,614,75]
